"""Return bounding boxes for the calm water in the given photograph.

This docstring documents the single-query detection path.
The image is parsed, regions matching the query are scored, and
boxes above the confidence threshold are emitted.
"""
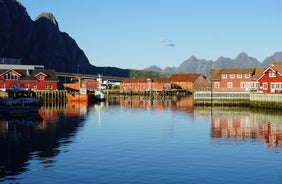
[1,97,282,184]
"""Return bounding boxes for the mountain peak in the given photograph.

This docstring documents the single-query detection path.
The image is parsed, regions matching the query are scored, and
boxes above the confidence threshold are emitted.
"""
[188,56,198,61]
[144,65,162,72]
[236,52,249,59]
[36,12,58,29]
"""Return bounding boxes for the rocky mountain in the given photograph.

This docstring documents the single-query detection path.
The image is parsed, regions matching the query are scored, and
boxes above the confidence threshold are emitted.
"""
[145,52,282,76]
[261,52,282,67]
[0,0,129,77]
[144,65,163,72]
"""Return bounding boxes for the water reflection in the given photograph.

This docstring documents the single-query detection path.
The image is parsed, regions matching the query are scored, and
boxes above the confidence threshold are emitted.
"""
[194,107,282,149]
[2,97,282,182]
[117,96,194,113]
[0,101,89,182]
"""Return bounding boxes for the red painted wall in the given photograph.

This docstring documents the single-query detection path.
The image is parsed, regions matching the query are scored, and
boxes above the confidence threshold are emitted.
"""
[212,73,254,92]
[258,69,282,93]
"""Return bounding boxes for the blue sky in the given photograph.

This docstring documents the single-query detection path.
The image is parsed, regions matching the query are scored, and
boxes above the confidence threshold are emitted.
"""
[19,0,282,70]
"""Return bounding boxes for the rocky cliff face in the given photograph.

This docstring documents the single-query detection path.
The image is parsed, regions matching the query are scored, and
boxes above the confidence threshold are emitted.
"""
[0,0,129,77]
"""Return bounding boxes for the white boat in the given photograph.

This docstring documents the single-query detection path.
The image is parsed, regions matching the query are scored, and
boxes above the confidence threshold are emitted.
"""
[0,88,43,114]
[95,90,106,101]
[95,75,106,101]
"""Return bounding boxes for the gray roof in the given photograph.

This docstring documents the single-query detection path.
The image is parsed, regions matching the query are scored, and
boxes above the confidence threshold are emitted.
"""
[0,69,58,81]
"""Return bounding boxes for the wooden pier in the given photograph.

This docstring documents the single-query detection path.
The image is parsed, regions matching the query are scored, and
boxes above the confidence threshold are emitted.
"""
[35,90,67,103]
[107,89,191,100]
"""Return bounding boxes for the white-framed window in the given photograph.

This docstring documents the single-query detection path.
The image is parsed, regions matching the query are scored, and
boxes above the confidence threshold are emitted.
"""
[237,73,242,78]
[240,82,245,88]
[2,84,5,88]
[251,82,259,89]
[222,74,227,79]
[263,83,268,90]
[50,84,53,90]
[230,74,235,78]
[26,84,30,88]
[227,82,233,88]
[4,72,18,80]
[214,82,220,88]
[39,75,45,80]
[269,71,276,77]
[270,82,282,90]
[245,73,250,78]
[45,84,49,89]
[33,85,37,90]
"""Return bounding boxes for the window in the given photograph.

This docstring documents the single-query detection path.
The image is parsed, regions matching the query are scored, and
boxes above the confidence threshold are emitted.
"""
[4,72,18,80]
[230,74,235,78]
[45,84,49,89]
[245,73,250,78]
[214,82,220,88]
[237,73,242,78]
[270,82,282,90]
[240,82,245,88]
[269,71,276,77]
[251,82,259,89]
[222,74,227,79]
[50,84,53,90]
[39,75,45,80]
[33,85,37,90]
[227,82,233,88]
[1,84,5,88]
[26,84,30,89]
[263,83,268,90]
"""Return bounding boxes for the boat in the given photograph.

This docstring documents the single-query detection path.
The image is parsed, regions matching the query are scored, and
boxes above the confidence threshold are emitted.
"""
[95,75,106,101]
[95,90,106,101]
[0,88,43,114]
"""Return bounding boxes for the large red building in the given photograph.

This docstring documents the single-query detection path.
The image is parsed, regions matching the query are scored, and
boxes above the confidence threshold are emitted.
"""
[120,74,208,91]
[257,62,282,93]
[210,62,282,93]
[210,68,263,92]
[0,68,58,90]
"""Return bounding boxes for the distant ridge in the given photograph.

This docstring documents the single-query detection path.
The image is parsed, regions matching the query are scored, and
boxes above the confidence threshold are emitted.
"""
[144,52,282,76]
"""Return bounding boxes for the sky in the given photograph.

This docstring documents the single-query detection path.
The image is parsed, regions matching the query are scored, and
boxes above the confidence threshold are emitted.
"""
[19,0,282,70]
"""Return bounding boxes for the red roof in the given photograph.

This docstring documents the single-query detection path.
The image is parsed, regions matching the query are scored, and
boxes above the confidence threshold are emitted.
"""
[121,78,147,83]
[170,74,204,82]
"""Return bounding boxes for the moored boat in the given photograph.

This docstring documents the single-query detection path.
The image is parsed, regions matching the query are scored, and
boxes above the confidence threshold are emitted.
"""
[95,90,106,101]
[0,88,43,114]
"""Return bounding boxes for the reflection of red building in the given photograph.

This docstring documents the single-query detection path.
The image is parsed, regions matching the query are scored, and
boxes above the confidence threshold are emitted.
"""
[119,97,194,113]
[211,110,282,147]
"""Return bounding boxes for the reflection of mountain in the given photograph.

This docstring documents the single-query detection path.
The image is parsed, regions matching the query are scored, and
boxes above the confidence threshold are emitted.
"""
[0,102,89,182]
[118,97,194,113]
[194,107,282,148]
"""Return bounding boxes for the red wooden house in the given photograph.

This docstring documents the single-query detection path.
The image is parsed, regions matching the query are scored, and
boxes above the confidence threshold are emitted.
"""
[0,69,58,90]
[210,68,263,92]
[170,74,207,91]
[257,62,282,93]
[120,78,154,91]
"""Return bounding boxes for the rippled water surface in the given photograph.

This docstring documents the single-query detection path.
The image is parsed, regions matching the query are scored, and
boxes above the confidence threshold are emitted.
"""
[1,97,282,184]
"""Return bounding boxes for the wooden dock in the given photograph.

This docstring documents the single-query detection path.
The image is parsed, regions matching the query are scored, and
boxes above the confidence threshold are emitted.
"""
[107,89,191,100]
[35,90,67,103]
